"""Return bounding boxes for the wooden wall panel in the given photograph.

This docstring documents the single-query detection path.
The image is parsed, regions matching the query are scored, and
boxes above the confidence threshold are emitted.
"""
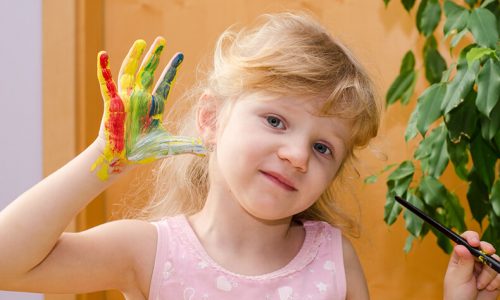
[43,0,77,299]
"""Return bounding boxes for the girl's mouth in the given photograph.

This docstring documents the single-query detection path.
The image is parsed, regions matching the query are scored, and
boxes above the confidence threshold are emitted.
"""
[260,171,297,191]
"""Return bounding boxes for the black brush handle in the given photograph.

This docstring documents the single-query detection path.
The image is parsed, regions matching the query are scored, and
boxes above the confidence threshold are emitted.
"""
[395,196,500,273]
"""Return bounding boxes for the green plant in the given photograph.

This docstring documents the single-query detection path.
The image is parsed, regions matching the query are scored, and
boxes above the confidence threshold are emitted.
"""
[373,0,500,253]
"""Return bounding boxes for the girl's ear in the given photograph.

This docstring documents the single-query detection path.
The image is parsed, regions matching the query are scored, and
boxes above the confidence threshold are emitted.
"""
[196,93,218,146]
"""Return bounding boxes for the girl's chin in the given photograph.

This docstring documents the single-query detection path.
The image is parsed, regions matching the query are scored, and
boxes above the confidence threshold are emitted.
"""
[239,203,296,223]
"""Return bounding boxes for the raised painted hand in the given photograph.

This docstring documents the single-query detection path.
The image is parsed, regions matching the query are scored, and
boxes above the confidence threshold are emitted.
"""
[92,37,206,180]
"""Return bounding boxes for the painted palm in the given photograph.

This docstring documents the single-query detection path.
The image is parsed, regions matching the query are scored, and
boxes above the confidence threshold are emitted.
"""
[92,37,206,180]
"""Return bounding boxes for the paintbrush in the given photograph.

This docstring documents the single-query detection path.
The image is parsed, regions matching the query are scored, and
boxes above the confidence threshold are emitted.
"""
[395,196,500,273]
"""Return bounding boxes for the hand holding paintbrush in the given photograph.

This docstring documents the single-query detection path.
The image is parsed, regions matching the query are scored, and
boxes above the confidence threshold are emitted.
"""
[395,196,500,299]
[395,196,500,273]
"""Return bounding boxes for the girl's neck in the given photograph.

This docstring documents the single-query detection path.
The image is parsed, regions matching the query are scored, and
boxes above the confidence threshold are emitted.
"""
[187,187,305,275]
[189,191,296,250]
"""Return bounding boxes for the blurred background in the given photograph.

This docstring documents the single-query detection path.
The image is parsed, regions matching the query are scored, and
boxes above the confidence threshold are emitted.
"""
[1,0,481,299]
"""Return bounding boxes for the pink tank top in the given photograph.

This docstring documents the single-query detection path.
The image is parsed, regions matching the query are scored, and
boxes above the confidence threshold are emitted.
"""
[149,215,346,300]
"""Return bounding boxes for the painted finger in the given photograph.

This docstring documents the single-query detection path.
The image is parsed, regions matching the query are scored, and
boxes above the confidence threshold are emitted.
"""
[93,51,126,180]
[118,39,147,97]
[136,36,166,91]
[97,51,126,153]
[127,131,207,162]
[97,51,118,108]
[149,52,184,129]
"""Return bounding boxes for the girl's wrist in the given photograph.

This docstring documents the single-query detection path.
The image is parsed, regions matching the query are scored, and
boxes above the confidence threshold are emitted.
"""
[87,139,136,181]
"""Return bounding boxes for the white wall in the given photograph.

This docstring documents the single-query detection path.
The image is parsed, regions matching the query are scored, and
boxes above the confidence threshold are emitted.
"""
[0,0,44,299]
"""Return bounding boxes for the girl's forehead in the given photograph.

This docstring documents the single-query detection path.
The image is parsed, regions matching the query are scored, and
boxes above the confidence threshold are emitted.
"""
[237,91,334,116]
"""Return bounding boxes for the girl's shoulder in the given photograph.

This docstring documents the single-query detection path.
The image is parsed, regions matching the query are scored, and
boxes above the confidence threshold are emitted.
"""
[300,219,343,242]
[339,233,370,299]
[87,219,158,298]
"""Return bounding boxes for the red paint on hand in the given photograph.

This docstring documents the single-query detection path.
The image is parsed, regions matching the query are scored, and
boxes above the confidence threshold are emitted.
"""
[100,52,126,154]
[107,96,125,153]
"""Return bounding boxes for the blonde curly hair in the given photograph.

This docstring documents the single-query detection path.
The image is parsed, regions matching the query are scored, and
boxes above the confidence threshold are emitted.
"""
[132,12,381,235]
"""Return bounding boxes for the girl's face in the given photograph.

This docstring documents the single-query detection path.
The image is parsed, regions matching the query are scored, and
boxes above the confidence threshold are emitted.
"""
[210,92,352,221]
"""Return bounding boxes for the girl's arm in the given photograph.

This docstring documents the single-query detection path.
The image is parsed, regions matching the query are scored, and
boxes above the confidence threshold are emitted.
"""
[343,236,370,300]
[0,37,199,296]
[0,141,156,295]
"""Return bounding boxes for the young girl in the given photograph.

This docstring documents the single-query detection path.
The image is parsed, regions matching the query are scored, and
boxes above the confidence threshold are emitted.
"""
[0,12,498,300]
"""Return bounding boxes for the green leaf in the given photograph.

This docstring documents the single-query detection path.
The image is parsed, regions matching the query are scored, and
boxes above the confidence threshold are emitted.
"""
[405,109,419,141]
[382,163,398,173]
[443,0,466,17]
[441,63,456,83]
[415,125,450,178]
[432,228,454,253]
[476,59,500,117]
[494,130,500,155]
[417,0,442,37]
[489,211,500,228]
[424,33,438,50]
[466,47,496,67]
[416,83,446,136]
[384,0,391,7]
[403,192,425,236]
[364,174,379,184]
[450,29,469,49]
[480,0,496,8]
[467,168,491,224]
[467,8,499,49]
[365,163,399,184]
[386,71,417,105]
[404,235,415,253]
[414,132,433,160]
[465,0,478,7]
[480,100,500,140]
[446,138,469,180]
[425,49,447,84]
[445,89,478,143]
[491,179,500,217]
[385,178,414,224]
[385,161,415,225]
[441,60,480,114]
[414,125,448,177]
[386,51,417,106]
[388,160,415,181]
[419,176,447,207]
[402,0,416,12]
[385,185,403,225]
[470,134,496,190]
[427,126,449,178]
[443,191,466,232]
[424,36,448,84]
[401,73,418,105]
[401,51,416,73]
[482,222,500,250]
[443,1,469,37]
[393,175,414,201]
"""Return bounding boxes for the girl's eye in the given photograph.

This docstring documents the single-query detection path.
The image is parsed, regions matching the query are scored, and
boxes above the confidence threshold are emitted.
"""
[266,115,285,129]
[313,143,332,156]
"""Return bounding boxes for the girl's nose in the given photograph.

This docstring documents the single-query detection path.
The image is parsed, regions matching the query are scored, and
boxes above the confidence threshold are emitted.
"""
[277,140,309,172]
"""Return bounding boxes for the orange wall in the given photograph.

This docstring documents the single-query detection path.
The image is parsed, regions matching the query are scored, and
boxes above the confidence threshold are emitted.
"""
[44,0,472,299]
